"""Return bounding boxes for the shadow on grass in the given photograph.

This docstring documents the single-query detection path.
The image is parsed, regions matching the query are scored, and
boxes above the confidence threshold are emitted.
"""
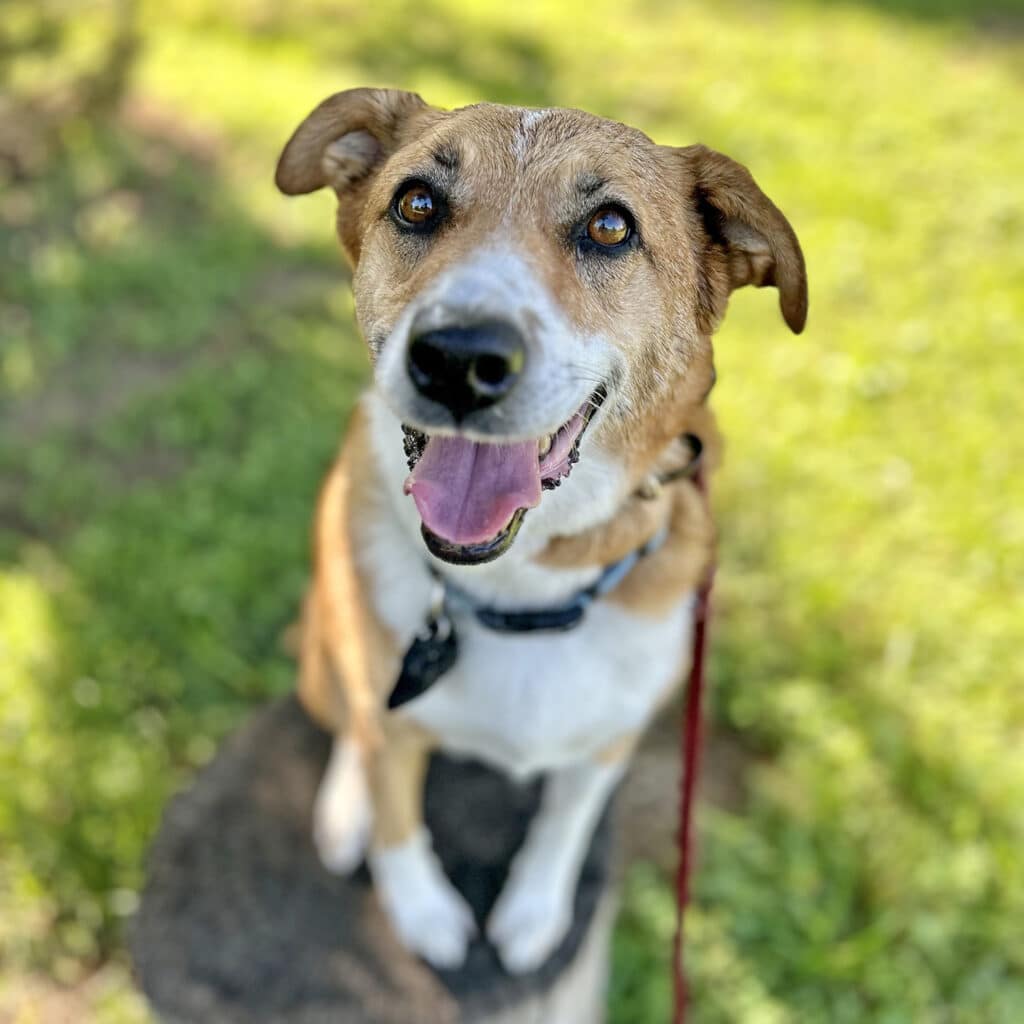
[0,99,368,968]
[800,0,1024,31]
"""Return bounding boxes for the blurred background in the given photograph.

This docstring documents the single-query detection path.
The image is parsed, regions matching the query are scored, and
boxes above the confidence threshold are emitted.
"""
[1,0,1022,1020]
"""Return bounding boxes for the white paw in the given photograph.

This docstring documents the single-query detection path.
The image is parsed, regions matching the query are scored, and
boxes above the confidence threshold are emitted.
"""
[370,830,477,969]
[487,873,573,974]
[313,739,372,875]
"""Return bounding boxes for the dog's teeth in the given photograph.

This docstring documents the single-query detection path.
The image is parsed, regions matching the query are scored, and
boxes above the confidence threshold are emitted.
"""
[402,425,428,470]
[537,435,553,458]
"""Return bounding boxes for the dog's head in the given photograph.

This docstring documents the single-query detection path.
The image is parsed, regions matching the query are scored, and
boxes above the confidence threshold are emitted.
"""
[277,89,806,565]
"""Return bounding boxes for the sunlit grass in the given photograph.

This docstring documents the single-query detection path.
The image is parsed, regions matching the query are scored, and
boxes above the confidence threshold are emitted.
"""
[1,0,1022,1019]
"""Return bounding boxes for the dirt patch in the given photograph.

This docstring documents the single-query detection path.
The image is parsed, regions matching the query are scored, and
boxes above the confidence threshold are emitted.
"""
[617,709,751,876]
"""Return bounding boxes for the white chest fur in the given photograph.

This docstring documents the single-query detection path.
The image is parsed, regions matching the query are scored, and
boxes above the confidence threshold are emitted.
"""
[360,393,694,779]
[404,598,694,779]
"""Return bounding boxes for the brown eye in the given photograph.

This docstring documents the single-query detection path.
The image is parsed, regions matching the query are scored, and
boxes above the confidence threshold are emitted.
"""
[587,208,631,247]
[396,184,436,225]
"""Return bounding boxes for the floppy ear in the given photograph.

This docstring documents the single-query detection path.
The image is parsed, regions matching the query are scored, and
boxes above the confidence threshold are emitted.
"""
[681,144,808,334]
[275,87,428,196]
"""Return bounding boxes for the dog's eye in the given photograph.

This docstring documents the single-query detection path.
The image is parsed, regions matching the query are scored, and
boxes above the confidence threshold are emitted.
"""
[395,184,437,226]
[587,208,631,247]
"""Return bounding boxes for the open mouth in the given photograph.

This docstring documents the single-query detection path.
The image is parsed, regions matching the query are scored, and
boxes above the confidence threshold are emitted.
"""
[402,386,606,565]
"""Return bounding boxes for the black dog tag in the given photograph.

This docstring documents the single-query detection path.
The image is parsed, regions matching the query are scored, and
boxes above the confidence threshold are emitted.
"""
[388,616,458,710]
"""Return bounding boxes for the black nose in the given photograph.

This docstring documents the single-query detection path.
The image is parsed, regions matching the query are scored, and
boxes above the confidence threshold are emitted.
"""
[407,320,526,421]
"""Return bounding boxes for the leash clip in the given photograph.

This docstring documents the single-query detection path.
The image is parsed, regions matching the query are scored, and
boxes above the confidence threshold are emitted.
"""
[640,433,705,499]
[637,474,664,501]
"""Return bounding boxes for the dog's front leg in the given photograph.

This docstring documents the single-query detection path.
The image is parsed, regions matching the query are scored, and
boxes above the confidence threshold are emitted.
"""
[367,717,477,969]
[314,731,374,875]
[487,738,635,973]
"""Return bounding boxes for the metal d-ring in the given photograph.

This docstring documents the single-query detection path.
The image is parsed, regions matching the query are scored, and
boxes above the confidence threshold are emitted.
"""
[636,432,704,500]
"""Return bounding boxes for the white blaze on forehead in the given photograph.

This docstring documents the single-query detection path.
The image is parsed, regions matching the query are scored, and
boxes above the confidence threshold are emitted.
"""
[512,108,554,163]
[411,246,552,330]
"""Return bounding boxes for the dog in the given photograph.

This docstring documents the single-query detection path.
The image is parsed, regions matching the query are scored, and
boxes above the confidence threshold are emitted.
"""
[275,88,806,974]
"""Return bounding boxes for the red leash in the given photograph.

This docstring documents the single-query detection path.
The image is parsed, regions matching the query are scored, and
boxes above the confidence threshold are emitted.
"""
[672,470,714,1024]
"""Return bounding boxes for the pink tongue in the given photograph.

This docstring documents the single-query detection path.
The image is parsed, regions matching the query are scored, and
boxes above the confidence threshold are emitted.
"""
[405,435,542,546]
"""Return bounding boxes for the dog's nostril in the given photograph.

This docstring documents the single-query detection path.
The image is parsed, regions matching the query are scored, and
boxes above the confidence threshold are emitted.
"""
[408,337,446,390]
[471,353,513,393]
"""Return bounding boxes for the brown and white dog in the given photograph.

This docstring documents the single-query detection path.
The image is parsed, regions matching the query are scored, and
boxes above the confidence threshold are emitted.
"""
[275,89,806,974]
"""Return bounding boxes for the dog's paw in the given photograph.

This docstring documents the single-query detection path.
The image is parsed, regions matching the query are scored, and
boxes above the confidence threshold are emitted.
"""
[384,875,476,969]
[370,830,477,969]
[313,739,372,875]
[487,873,573,974]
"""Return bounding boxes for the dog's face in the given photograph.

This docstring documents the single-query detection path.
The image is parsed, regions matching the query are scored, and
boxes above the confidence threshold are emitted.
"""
[277,89,806,564]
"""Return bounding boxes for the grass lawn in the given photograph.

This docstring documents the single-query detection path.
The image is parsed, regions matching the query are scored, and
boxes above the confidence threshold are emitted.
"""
[1,0,1022,1020]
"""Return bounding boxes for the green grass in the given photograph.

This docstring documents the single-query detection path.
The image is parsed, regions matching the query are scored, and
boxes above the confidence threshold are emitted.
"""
[2,0,1023,1020]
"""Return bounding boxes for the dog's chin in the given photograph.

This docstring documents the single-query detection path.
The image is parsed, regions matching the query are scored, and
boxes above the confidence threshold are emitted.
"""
[420,509,527,566]
[402,386,606,565]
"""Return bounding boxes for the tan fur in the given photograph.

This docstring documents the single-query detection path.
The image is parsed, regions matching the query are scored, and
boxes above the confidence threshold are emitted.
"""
[537,489,674,569]
[298,402,401,749]
[538,405,722,572]
[605,478,715,616]
[367,716,435,846]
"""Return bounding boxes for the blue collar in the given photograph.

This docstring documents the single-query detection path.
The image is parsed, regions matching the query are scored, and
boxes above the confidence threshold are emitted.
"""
[435,525,669,634]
